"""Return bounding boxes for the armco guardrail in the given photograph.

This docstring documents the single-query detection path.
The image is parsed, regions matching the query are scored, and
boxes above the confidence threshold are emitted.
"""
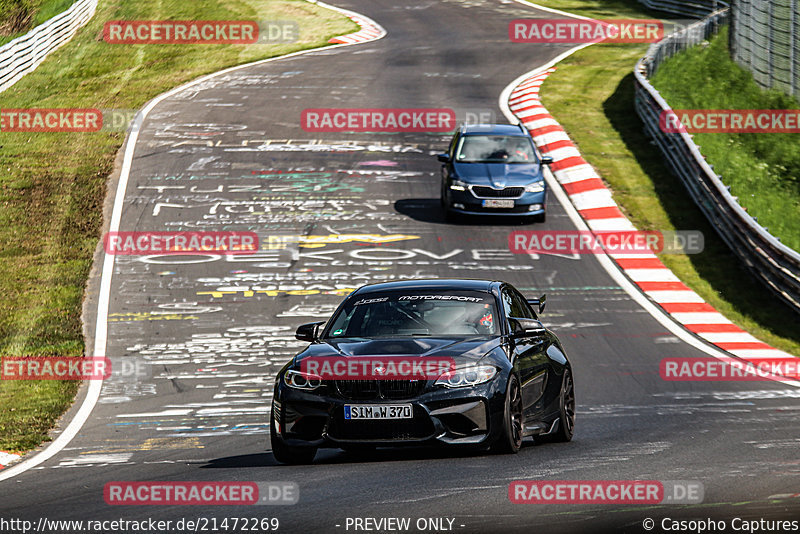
[637,0,728,18]
[0,0,97,95]
[634,8,800,314]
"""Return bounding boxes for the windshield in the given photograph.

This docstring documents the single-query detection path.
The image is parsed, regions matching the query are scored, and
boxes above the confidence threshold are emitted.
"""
[455,135,536,163]
[325,290,499,338]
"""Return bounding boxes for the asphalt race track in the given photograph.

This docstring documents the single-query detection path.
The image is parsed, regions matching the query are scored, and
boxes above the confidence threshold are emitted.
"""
[2,1,799,533]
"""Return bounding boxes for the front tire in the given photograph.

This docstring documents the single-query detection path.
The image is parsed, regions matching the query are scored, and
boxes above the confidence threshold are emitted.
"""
[441,183,456,222]
[270,415,317,464]
[492,374,524,453]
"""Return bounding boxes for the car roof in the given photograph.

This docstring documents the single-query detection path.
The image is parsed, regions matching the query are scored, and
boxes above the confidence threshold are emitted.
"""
[460,123,529,136]
[352,278,500,295]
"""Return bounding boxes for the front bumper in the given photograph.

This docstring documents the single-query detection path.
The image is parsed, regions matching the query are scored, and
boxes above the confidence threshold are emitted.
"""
[272,378,505,449]
[447,188,546,216]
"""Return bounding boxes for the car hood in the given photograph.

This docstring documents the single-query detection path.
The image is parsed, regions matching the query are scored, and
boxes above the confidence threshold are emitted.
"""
[294,337,500,366]
[453,162,543,188]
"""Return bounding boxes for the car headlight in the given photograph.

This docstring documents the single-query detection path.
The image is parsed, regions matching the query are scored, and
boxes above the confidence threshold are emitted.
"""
[524,181,545,193]
[449,180,469,191]
[284,369,322,390]
[435,365,497,388]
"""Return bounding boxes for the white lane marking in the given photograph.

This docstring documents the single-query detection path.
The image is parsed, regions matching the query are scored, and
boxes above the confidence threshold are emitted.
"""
[117,410,194,418]
[698,332,761,343]
[543,146,582,161]
[0,1,386,482]
[645,290,707,304]
[586,218,637,232]
[533,131,572,145]
[524,117,561,130]
[726,350,796,359]
[558,166,600,183]
[624,269,682,282]
[568,189,617,210]
[608,252,659,259]
[670,312,733,324]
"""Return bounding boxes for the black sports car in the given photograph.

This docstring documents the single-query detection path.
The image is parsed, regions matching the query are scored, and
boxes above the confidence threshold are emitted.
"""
[270,279,575,464]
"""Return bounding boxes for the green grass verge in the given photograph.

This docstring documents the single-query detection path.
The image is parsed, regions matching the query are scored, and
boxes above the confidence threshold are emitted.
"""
[521,0,800,355]
[0,0,357,453]
[651,26,800,252]
[0,0,77,46]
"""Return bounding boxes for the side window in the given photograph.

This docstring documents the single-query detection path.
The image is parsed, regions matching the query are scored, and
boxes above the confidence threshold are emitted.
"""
[511,290,537,320]
[448,133,459,158]
[501,288,527,318]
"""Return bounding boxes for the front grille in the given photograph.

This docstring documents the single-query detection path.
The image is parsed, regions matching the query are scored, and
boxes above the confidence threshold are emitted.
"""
[471,186,524,198]
[335,380,427,400]
[471,204,533,214]
[327,406,435,441]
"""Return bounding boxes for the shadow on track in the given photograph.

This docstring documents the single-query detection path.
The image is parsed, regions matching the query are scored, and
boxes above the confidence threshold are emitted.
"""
[201,443,544,469]
[394,198,535,226]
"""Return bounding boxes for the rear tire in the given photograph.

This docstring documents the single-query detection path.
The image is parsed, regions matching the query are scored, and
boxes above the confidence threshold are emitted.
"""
[492,374,524,454]
[270,416,317,464]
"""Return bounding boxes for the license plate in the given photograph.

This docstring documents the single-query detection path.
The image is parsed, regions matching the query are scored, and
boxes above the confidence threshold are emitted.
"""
[344,404,413,420]
[482,199,514,208]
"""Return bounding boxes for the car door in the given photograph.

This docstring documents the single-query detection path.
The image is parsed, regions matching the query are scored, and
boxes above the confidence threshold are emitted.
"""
[502,286,550,418]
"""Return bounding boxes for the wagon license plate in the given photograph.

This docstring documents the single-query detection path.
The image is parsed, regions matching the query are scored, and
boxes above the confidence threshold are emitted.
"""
[482,199,514,208]
[344,404,413,420]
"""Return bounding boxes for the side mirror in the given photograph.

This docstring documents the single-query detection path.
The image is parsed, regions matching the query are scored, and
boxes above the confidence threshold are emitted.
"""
[527,294,547,314]
[508,317,547,337]
[539,156,553,166]
[437,153,450,163]
[295,321,325,342]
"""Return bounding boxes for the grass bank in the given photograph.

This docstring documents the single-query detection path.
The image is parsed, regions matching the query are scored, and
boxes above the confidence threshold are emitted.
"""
[651,26,800,252]
[0,0,356,453]
[521,0,800,355]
